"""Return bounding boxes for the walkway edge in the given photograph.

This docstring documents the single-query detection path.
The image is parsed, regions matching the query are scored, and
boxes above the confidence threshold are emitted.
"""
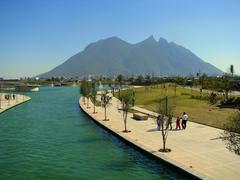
[79,96,210,180]
[0,96,31,114]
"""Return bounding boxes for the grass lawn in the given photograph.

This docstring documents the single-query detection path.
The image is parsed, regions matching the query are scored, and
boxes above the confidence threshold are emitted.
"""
[117,84,238,129]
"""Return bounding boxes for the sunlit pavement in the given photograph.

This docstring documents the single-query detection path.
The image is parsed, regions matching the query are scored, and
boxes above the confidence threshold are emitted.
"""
[0,93,30,113]
[80,95,240,180]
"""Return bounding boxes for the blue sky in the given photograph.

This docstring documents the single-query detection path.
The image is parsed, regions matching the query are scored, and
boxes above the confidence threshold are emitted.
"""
[0,0,239,78]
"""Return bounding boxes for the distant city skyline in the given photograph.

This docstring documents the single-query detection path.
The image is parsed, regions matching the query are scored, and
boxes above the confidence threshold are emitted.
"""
[1,0,240,78]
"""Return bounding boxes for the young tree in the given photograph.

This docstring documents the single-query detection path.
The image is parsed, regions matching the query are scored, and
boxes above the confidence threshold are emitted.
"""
[80,80,87,105]
[222,112,240,155]
[101,90,112,121]
[157,96,174,152]
[219,76,232,103]
[209,92,217,105]
[85,82,91,108]
[91,81,98,113]
[120,90,134,132]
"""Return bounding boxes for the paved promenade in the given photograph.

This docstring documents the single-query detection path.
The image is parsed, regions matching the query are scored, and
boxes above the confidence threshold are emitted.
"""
[80,95,240,180]
[0,93,30,113]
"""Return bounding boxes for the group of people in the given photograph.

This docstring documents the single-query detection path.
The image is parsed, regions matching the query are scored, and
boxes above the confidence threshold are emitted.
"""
[175,112,188,130]
[156,112,188,130]
[4,94,16,101]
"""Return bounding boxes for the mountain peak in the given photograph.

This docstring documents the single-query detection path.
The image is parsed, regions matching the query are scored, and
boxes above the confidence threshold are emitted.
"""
[39,36,223,78]
[158,37,168,44]
[146,35,157,42]
[104,36,122,41]
[137,35,157,45]
[84,36,130,50]
[98,36,127,44]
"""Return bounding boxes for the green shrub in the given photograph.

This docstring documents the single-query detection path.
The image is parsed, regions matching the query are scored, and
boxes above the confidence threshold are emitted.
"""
[228,97,235,104]
[181,92,190,96]
[210,92,217,104]
[233,97,240,105]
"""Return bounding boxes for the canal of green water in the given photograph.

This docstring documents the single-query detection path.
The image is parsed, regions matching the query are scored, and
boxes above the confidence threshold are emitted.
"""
[0,87,185,179]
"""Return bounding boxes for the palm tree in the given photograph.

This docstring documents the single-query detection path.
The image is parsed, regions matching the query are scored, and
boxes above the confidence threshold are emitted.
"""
[101,90,112,121]
[121,91,133,132]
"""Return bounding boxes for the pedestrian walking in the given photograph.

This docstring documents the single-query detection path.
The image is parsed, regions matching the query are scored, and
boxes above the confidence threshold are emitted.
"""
[167,114,173,130]
[181,112,188,129]
[175,116,181,130]
[157,114,162,130]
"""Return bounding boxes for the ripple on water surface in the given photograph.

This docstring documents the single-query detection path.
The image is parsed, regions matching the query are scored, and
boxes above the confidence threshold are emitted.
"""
[0,87,185,179]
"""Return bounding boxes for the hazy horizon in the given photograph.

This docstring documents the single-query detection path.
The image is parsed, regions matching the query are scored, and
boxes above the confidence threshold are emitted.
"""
[1,0,240,78]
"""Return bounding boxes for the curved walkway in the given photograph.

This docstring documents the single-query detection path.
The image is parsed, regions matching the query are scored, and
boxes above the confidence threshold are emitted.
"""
[79,95,240,180]
[0,93,30,114]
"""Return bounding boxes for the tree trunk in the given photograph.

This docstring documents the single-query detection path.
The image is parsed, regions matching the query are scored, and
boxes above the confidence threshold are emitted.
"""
[223,90,229,103]
[226,90,229,102]
[83,97,86,105]
[161,116,166,151]
[163,135,166,151]
[87,98,89,108]
[124,112,127,132]
[104,106,107,120]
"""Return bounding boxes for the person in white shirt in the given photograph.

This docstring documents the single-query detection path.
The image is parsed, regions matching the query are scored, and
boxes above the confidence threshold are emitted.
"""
[181,112,188,129]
